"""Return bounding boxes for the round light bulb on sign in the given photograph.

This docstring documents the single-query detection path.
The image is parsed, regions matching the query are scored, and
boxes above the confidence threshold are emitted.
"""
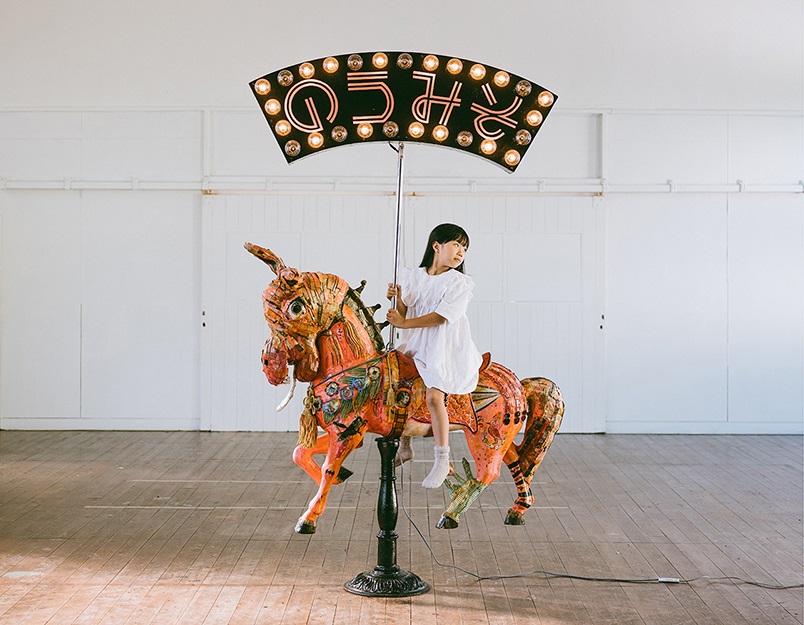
[408,122,425,138]
[469,64,486,80]
[432,125,449,142]
[494,71,510,87]
[323,57,339,73]
[526,110,543,126]
[538,91,555,107]
[308,133,324,148]
[254,79,271,95]
[423,55,439,71]
[446,58,463,75]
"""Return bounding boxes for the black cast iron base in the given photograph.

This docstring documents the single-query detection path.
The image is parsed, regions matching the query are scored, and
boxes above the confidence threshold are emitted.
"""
[345,565,429,597]
[344,436,430,597]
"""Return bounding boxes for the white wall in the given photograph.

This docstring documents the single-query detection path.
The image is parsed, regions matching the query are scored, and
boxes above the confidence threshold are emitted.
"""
[0,1,801,432]
[2,0,800,111]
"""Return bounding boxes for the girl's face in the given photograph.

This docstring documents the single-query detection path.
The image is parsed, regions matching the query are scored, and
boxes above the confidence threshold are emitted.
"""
[431,239,466,271]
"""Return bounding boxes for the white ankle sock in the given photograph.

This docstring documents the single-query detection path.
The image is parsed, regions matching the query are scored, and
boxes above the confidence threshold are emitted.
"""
[422,445,450,489]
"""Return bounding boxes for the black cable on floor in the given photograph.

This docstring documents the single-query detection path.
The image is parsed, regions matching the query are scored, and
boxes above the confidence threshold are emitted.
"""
[396,456,803,590]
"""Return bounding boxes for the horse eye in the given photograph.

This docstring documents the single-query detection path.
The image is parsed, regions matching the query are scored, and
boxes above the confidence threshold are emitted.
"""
[288,299,305,318]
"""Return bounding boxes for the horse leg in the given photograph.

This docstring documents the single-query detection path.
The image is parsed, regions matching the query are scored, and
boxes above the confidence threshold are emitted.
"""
[437,426,514,529]
[502,446,533,525]
[293,434,353,484]
[295,427,366,534]
[503,377,565,525]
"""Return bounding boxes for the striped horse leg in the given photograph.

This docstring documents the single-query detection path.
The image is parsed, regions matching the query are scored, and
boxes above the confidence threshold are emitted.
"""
[503,452,534,525]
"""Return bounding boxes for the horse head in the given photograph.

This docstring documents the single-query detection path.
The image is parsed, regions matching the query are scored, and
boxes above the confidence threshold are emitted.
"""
[245,242,349,383]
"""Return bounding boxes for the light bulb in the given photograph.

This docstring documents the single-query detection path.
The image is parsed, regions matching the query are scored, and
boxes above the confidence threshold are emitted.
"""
[254,79,271,95]
[432,125,448,142]
[537,91,555,107]
[299,63,314,79]
[357,122,373,138]
[515,80,532,97]
[275,120,291,136]
[397,53,413,70]
[446,58,463,75]
[408,122,424,138]
[515,129,532,145]
[277,70,293,87]
[284,140,301,156]
[308,132,324,148]
[504,150,520,166]
[347,54,363,71]
[493,71,510,87]
[423,55,439,71]
[264,99,281,115]
[469,64,486,80]
[480,139,497,154]
[372,52,388,68]
[526,110,543,126]
[456,130,473,147]
[323,57,339,73]
[331,126,347,142]
[383,121,399,138]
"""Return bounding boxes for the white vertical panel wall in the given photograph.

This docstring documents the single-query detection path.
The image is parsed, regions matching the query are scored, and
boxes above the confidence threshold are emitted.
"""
[1,107,801,432]
[0,190,201,429]
[203,193,604,433]
[604,112,804,433]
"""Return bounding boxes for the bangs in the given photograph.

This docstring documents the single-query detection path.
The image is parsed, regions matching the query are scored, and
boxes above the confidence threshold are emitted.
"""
[433,223,470,249]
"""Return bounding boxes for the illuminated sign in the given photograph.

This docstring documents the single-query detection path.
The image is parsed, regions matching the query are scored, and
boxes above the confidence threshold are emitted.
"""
[250,51,557,172]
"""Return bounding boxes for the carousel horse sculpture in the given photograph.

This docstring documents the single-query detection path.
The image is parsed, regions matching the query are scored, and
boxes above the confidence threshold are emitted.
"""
[245,242,564,534]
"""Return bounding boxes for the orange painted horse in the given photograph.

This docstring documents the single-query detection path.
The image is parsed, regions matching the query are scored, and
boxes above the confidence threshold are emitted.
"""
[246,242,564,534]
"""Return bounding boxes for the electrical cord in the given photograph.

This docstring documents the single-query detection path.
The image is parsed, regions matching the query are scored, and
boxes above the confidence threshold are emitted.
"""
[396,456,803,590]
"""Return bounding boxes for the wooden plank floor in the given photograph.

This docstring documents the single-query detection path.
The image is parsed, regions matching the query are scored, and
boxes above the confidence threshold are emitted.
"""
[0,431,801,625]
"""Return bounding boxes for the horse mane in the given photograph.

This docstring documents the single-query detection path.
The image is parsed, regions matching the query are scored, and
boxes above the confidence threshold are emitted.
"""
[342,280,388,354]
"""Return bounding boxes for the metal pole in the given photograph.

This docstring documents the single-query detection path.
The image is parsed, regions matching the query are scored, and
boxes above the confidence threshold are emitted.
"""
[344,436,429,597]
[388,141,405,350]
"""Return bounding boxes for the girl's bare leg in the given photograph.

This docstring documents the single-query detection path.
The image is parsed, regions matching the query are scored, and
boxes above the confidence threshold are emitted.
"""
[395,436,414,466]
[422,387,450,488]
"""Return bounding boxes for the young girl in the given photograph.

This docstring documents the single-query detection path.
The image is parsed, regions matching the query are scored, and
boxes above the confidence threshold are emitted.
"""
[386,223,483,488]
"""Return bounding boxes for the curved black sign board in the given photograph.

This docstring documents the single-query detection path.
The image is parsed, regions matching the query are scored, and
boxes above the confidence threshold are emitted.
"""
[250,51,557,172]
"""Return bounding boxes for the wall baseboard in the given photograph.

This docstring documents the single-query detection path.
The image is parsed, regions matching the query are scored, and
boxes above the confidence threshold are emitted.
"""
[605,421,803,435]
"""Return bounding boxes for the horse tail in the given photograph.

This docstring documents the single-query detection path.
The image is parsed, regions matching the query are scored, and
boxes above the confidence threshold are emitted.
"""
[516,377,564,485]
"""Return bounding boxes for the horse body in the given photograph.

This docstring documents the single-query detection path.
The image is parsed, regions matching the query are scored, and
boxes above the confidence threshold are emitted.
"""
[246,242,564,534]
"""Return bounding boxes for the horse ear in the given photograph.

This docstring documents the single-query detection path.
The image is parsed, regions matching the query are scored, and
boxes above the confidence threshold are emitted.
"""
[245,242,286,275]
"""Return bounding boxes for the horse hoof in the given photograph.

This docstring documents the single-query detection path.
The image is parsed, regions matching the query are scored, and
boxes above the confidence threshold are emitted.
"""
[436,515,459,530]
[504,509,526,525]
[295,518,317,534]
[336,466,353,483]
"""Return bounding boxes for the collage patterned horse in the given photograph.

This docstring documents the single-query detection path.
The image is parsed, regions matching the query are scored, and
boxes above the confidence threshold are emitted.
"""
[246,242,564,534]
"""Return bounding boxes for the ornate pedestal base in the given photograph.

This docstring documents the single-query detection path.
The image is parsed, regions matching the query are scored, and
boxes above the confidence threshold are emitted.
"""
[345,566,429,597]
[344,436,430,598]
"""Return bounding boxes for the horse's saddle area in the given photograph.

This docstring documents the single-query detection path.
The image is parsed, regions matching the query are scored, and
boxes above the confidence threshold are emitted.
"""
[384,350,494,437]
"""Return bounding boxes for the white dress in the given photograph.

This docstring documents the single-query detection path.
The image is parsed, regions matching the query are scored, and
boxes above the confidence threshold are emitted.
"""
[397,266,483,394]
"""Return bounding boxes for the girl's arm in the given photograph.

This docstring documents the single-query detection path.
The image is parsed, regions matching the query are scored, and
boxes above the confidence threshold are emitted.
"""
[386,283,408,318]
[386,310,446,329]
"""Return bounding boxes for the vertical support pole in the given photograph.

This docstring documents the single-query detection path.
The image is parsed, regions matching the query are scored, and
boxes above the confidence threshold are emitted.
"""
[375,436,400,569]
[344,437,429,596]
[388,141,405,350]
